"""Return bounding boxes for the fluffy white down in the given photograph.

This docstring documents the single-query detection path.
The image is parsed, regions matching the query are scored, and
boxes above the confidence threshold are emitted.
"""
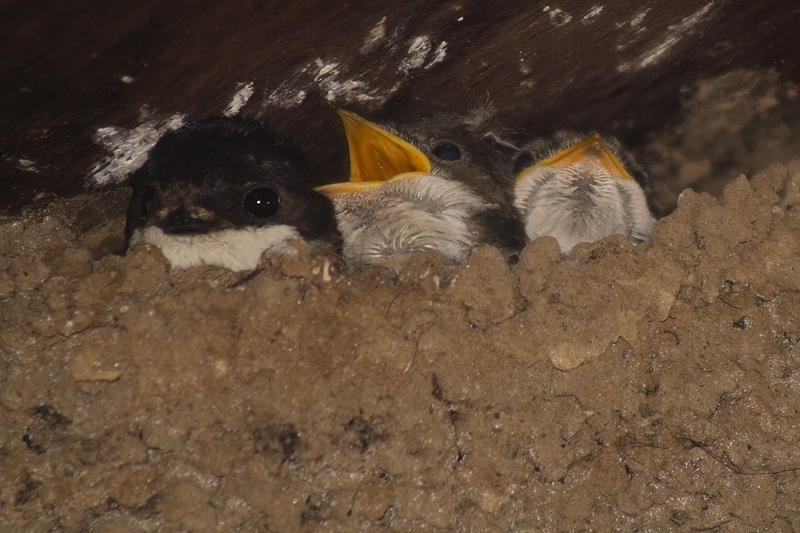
[514,162,656,253]
[333,175,488,268]
[130,225,299,271]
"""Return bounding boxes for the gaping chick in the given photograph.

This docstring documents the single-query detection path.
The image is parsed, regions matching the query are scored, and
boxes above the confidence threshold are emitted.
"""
[513,131,657,253]
[125,117,339,271]
[315,110,526,269]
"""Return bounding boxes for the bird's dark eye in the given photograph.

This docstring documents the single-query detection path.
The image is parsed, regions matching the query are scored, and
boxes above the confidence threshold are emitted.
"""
[243,187,280,218]
[140,186,159,216]
[432,142,461,161]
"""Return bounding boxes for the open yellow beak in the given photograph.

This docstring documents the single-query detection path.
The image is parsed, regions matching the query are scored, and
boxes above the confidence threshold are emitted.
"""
[518,133,634,181]
[314,110,432,196]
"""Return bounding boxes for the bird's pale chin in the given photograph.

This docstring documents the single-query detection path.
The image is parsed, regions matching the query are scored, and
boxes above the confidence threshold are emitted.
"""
[129,225,300,271]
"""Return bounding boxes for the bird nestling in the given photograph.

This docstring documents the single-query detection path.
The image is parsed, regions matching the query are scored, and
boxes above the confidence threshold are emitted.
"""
[314,110,526,269]
[513,132,657,253]
[124,117,339,271]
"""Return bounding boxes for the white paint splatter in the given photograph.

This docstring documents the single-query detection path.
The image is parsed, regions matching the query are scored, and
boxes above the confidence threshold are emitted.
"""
[360,16,387,54]
[617,2,715,72]
[89,113,185,185]
[582,5,603,24]
[223,81,254,116]
[425,41,448,69]
[399,36,432,74]
[543,6,573,27]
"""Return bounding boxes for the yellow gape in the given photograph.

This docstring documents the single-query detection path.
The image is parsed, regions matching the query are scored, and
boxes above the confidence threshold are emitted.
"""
[314,110,432,197]
[518,133,634,181]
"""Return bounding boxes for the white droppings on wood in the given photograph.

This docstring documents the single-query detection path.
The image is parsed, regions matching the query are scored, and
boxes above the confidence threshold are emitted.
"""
[543,6,573,27]
[265,69,309,109]
[223,81,254,116]
[261,25,446,111]
[615,7,650,30]
[581,5,603,24]
[360,16,387,54]
[290,90,308,107]
[518,52,531,76]
[315,61,338,79]
[615,8,651,50]
[264,59,385,108]
[425,41,448,69]
[399,36,432,74]
[313,59,384,104]
[398,35,447,73]
[120,75,135,84]
[617,2,715,72]
[629,8,650,28]
[89,113,185,186]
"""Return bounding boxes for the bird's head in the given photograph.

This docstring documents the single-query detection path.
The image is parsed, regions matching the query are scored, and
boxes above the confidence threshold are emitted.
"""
[314,110,512,198]
[124,117,340,268]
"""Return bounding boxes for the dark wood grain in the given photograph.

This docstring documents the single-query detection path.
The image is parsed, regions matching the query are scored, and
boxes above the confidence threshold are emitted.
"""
[2,0,798,212]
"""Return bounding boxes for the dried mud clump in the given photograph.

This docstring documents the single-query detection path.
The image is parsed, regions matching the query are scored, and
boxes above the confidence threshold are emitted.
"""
[2,162,800,531]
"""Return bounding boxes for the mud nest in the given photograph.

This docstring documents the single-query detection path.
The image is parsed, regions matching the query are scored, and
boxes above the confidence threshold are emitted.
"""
[1,159,799,531]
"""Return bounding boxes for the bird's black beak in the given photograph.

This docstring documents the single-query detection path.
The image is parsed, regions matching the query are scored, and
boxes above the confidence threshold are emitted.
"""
[519,133,634,180]
[315,110,432,196]
[160,206,217,235]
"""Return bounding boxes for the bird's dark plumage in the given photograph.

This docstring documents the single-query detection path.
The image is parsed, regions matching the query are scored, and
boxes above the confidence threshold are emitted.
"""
[125,116,339,270]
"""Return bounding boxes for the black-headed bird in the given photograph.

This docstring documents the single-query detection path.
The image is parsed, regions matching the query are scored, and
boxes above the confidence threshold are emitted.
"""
[125,117,339,271]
